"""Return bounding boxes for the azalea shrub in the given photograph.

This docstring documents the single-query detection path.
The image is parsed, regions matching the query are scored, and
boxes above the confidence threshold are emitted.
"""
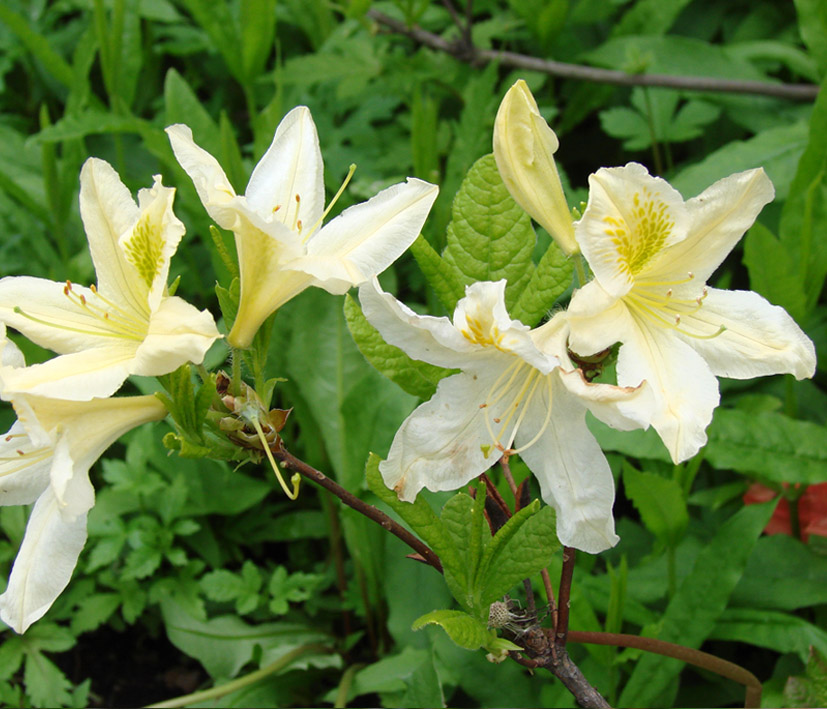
[0,1,825,708]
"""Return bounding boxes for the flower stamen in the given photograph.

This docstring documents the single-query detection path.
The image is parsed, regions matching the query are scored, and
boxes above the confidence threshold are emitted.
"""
[302,164,357,243]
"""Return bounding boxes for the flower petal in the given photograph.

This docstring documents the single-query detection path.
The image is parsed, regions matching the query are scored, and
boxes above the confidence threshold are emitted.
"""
[79,158,146,307]
[516,378,619,553]
[0,347,134,400]
[134,295,221,376]
[679,288,816,380]
[127,175,186,310]
[566,280,632,356]
[295,178,438,292]
[227,225,310,349]
[577,163,688,297]
[0,421,51,506]
[380,371,497,501]
[648,168,774,285]
[0,276,145,353]
[166,124,244,228]
[615,322,719,463]
[245,106,324,231]
[359,278,487,369]
[0,487,87,633]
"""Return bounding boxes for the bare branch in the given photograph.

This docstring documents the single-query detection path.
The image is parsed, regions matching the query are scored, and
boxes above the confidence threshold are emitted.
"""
[569,631,762,708]
[272,444,443,573]
[368,9,819,101]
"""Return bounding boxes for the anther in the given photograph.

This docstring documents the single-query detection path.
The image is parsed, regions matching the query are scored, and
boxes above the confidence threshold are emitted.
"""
[16,450,24,456]
[675,315,681,325]
[297,220,302,232]
[273,205,281,214]
[79,294,86,305]
[666,289,673,298]
[688,271,695,279]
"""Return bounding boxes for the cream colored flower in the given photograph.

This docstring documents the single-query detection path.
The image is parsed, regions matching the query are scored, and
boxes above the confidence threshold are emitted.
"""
[0,159,220,400]
[167,106,438,349]
[567,163,816,462]
[360,278,649,553]
[0,389,167,633]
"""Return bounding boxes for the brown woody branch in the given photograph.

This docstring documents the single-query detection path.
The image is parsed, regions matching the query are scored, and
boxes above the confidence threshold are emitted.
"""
[272,443,443,573]
[368,9,820,101]
[568,631,762,708]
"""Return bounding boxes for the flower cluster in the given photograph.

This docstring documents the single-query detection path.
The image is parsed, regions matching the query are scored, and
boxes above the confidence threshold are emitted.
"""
[0,107,437,633]
[0,84,817,634]
[357,80,815,555]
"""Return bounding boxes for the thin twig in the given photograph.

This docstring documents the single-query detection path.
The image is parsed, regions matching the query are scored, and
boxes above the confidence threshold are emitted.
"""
[367,9,819,101]
[540,567,557,630]
[499,456,518,501]
[568,631,762,708]
[555,547,575,649]
[273,444,443,573]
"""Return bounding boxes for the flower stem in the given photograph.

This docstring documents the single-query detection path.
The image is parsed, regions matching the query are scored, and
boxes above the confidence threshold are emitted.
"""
[574,255,588,288]
[145,644,330,708]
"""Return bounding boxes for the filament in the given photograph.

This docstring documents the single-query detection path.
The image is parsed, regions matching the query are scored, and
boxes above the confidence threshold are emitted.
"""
[302,164,357,243]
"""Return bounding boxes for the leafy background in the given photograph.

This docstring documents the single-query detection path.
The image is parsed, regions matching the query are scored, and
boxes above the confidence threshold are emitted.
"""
[0,0,825,707]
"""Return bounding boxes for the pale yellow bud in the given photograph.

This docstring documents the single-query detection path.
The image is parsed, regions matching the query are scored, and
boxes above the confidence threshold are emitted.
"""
[493,80,579,255]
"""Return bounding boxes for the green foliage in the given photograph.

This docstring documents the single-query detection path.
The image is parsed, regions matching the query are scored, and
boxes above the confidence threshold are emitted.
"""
[0,0,823,707]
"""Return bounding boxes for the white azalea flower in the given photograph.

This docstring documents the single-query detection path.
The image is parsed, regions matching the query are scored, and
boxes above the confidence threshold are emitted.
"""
[0,159,220,400]
[166,106,439,349]
[0,389,167,633]
[493,79,578,255]
[359,278,649,554]
[567,163,816,463]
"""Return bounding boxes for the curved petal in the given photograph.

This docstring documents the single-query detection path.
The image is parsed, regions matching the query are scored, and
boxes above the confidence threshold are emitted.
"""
[358,278,488,369]
[379,371,497,501]
[0,487,87,633]
[134,295,221,376]
[616,321,719,463]
[0,276,146,354]
[0,422,51,506]
[648,169,774,285]
[128,175,186,310]
[296,178,438,292]
[245,106,324,230]
[0,347,136,400]
[516,379,619,553]
[166,124,242,229]
[680,288,816,380]
[79,158,145,309]
[556,368,651,432]
[577,163,688,297]
[566,280,632,356]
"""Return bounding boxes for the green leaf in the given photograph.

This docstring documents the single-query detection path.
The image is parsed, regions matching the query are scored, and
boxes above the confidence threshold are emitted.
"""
[510,239,573,327]
[743,221,808,323]
[240,0,277,82]
[344,293,455,400]
[476,504,559,607]
[365,454,467,603]
[161,599,329,678]
[0,5,74,87]
[618,501,775,707]
[779,75,827,315]
[342,647,443,708]
[711,607,827,662]
[622,463,688,547]
[785,646,827,709]
[794,0,827,78]
[24,652,73,707]
[732,534,827,611]
[412,609,493,650]
[409,235,467,312]
[670,121,809,202]
[70,593,121,634]
[164,68,222,157]
[442,153,537,311]
[705,408,827,485]
[440,492,484,612]
[32,111,148,143]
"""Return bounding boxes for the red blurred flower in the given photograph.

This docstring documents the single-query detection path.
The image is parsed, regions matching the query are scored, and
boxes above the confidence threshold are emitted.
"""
[743,482,827,542]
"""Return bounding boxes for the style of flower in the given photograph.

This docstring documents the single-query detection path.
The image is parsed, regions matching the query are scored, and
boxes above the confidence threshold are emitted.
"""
[566,162,816,462]
[493,79,578,255]
[359,278,650,554]
[0,158,220,400]
[166,106,439,349]
[0,384,167,633]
